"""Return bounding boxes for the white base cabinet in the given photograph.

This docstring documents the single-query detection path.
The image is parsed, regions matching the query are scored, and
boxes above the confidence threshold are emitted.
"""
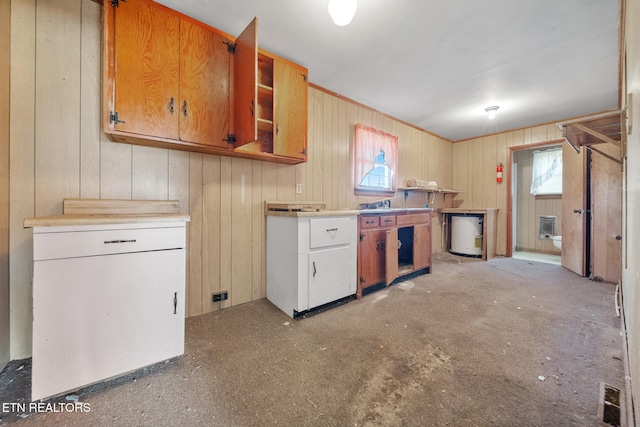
[30,221,187,401]
[266,215,358,317]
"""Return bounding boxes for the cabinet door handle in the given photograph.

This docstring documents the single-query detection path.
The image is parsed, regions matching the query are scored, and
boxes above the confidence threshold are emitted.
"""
[173,292,177,315]
[313,262,317,277]
[276,123,279,135]
[169,97,175,113]
[250,99,254,116]
[182,100,188,117]
[103,239,136,244]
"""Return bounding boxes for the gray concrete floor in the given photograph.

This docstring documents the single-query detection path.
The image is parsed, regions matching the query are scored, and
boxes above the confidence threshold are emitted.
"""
[0,253,624,426]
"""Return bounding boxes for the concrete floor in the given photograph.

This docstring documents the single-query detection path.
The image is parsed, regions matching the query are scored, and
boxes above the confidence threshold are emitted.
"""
[0,253,624,426]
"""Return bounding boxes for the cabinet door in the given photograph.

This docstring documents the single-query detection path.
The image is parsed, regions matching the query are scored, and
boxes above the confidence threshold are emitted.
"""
[308,246,352,309]
[385,228,399,285]
[113,0,180,139]
[233,18,258,148]
[179,20,231,148]
[413,223,431,271]
[358,229,385,290]
[273,58,308,159]
[32,249,185,401]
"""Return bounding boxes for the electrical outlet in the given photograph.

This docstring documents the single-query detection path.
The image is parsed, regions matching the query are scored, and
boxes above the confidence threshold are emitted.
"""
[212,291,228,302]
[296,184,302,194]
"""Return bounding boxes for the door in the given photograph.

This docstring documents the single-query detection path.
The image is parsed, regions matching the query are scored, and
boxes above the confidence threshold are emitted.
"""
[358,229,385,289]
[308,247,352,309]
[114,0,180,139]
[32,249,185,401]
[233,18,258,148]
[385,228,399,285]
[273,58,307,159]
[179,20,231,148]
[413,223,431,271]
[562,143,588,276]
[590,150,622,283]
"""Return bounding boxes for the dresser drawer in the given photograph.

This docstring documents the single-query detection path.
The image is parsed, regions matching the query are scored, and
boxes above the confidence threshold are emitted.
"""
[309,217,353,249]
[396,213,431,226]
[359,216,379,229]
[33,225,186,261]
[379,215,396,227]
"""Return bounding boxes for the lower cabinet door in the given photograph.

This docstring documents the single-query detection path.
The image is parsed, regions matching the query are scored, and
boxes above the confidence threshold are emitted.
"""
[308,246,352,309]
[32,249,185,401]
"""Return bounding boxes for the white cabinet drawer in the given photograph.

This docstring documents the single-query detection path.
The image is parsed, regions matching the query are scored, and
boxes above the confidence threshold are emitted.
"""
[33,225,186,261]
[309,217,353,249]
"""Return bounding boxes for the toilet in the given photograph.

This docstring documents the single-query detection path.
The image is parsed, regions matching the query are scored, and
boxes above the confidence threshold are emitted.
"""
[551,236,562,250]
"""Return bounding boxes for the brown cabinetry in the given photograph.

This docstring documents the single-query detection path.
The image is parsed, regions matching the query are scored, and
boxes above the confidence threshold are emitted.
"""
[106,0,231,150]
[357,210,432,298]
[234,18,307,161]
[103,0,307,164]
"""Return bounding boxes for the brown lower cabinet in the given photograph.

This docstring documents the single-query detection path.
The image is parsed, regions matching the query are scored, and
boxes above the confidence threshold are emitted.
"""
[357,210,432,298]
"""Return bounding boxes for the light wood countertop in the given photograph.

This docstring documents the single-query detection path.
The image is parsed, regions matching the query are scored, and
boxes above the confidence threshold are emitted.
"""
[24,214,191,228]
[265,210,360,218]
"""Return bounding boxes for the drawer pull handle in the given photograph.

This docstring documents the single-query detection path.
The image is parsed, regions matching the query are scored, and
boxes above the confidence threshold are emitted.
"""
[104,239,137,244]
[326,228,338,232]
[313,262,317,277]
[174,292,177,314]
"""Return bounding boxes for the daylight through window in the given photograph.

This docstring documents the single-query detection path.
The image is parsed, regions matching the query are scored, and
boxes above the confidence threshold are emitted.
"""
[354,124,398,194]
[530,146,562,196]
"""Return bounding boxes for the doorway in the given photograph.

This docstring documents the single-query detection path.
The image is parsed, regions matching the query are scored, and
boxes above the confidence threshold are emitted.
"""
[510,141,566,266]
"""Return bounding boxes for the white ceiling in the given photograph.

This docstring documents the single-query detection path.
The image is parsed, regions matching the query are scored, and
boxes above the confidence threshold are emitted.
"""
[154,0,621,141]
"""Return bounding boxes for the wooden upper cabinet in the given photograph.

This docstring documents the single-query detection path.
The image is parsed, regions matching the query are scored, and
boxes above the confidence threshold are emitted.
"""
[233,18,258,149]
[112,0,180,139]
[179,20,231,148]
[104,2,307,164]
[233,18,308,161]
[273,58,308,159]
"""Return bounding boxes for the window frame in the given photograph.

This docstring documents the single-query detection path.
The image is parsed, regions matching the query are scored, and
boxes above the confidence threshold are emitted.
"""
[353,124,399,196]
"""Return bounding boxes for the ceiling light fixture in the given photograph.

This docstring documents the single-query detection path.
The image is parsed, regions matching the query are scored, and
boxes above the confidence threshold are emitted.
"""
[328,0,358,26]
[485,106,499,119]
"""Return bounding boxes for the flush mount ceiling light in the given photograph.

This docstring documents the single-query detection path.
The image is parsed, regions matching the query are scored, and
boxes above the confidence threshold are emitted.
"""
[328,0,358,26]
[485,106,499,119]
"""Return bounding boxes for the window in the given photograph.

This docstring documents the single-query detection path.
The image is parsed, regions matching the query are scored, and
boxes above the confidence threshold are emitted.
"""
[530,146,562,196]
[354,124,398,194]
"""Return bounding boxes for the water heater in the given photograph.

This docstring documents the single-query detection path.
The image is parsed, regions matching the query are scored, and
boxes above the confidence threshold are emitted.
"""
[450,215,483,257]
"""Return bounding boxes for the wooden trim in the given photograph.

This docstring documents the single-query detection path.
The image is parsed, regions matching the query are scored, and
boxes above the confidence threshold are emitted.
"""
[454,110,621,143]
[355,188,396,198]
[506,140,564,258]
[535,194,562,200]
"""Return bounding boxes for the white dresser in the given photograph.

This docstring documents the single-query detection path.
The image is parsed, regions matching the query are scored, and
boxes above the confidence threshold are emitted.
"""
[25,200,189,401]
[265,202,359,317]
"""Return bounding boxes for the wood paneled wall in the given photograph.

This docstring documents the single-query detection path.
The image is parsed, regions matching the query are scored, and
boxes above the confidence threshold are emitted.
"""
[8,0,453,359]
[513,148,562,254]
[1,0,11,371]
[452,125,565,256]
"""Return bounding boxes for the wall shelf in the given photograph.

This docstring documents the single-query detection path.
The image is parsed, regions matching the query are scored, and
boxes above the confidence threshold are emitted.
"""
[559,109,626,165]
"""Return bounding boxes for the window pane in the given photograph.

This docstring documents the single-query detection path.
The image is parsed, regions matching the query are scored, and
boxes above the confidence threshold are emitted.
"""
[531,147,562,195]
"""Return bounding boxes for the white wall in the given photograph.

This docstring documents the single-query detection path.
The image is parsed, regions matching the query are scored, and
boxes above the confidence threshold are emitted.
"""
[622,0,640,422]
